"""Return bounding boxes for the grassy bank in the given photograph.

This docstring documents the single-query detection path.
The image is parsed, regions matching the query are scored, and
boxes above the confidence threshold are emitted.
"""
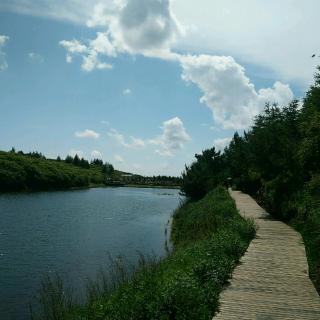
[33,187,255,320]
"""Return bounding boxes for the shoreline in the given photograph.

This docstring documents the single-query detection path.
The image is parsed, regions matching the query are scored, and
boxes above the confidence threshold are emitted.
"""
[0,184,181,195]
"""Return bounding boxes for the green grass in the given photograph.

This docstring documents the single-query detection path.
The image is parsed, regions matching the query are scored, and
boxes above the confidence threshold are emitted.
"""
[32,187,255,320]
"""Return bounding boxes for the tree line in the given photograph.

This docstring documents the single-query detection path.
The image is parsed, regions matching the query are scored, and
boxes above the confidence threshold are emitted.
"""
[181,66,320,291]
[0,151,115,192]
[0,150,181,192]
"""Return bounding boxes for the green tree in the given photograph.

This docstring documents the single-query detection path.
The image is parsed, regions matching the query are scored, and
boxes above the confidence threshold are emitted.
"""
[181,147,225,199]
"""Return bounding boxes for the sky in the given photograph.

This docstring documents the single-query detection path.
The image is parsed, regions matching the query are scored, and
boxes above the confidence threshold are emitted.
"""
[0,0,319,176]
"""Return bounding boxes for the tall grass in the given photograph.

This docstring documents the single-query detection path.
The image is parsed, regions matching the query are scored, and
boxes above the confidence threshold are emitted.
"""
[30,274,75,320]
[31,187,255,319]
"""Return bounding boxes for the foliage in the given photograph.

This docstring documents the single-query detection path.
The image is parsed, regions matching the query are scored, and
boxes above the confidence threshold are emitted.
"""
[30,274,75,320]
[0,150,181,192]
[0,151,115,192]
[123,174,181,187]
[180,66,320,291]
[181,148,225,199]
[32,187,255,319]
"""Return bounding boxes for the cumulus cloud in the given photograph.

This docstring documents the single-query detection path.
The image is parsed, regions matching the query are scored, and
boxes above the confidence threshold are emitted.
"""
[107,117,190,156]
[257,81,294,107]
[149,117,190,156]
[75,129,100,139]
[58,1,295,129]
[3,0,320,85]
[59,36,113,71]
[87,0,182,58]
[60,39,87,54]
[59,0,182,70]
[214,137,232,152]
[180,55,294,129]
[91,150,102,158]
[0,35,9,71]
[108,128,145,149]
[172,0,320,87]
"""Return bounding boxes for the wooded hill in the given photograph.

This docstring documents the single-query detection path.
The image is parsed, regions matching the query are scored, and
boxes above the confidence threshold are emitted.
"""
[0,150,181,192]
[0,150,116,192]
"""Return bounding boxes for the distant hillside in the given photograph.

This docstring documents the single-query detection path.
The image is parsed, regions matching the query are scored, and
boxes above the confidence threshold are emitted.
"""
[0,150,117,192]
[0,150,181,192]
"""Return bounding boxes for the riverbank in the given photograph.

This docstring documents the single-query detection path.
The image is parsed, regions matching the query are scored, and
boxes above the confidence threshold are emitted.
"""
[2,187,181,320]
[0,150,181,193]
[33,187,255,319]
[124,184,180,189]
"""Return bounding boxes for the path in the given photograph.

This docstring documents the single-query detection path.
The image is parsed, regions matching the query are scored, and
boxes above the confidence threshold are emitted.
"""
[214,190,320,320]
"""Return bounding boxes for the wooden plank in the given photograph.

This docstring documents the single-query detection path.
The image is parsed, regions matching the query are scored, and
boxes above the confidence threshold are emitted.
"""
[213,190,320,320]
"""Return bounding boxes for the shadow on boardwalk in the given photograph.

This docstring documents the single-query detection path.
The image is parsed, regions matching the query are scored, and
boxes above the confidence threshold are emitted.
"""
[214,190,320,320]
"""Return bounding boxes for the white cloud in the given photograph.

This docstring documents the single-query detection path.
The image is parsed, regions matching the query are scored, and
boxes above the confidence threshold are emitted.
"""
[0,35,8,46]
[2,1,320,85]
[129,136,145,148]
[57,1,295,131]
[257,81,294,107]
[60,39,87,54]
[108,128,145,149]
[5,1,297,131]
[172,0,320,87]
[74,129,100,139]
[66,54,73,63]
[114,154,124,163]
[214,137,232,152]
[59,36,113,72]
[81,50,113,72]
[122,88,132,95]
[0,35,9,71]
[59,2,295,130]
[91,150,102,158]
[28,52,44,63]
[59,0,182,70]
[86,1,123,28]
[149,117,191,156]
[108,117,190,156]
[90,32,117,56]
[180,54,294,129]
[86,0,182,58]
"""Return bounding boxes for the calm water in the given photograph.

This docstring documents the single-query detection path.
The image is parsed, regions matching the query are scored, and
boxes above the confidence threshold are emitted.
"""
[0,187,182,320]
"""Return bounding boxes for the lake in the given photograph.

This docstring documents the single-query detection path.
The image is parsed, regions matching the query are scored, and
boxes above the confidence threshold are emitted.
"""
[0,187,183,320]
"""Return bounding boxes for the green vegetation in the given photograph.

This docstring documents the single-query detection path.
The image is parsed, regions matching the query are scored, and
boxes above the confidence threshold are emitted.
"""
[32,187,255,319]
[0,150,181,192]
[122,174,181,188]
[181,67,320,292]
[0,150,115,192]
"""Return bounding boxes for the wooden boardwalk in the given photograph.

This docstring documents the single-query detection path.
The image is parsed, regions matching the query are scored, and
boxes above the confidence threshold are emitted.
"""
[214,190,320,320]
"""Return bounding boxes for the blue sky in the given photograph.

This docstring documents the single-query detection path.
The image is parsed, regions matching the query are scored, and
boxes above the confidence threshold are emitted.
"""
[0,0,319,176]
